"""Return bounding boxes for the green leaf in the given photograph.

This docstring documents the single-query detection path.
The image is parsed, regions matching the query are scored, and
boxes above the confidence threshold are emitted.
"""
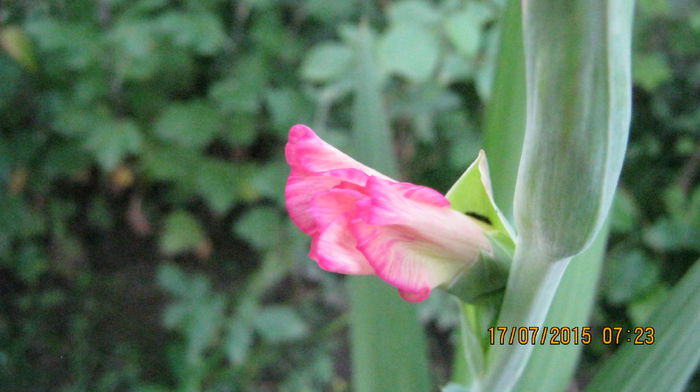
[0,56,23,113]
[84,119,142,170]
[158,263,225,364]
[0,26,37,71]
[603,248,659,305]
[585,259,700,392]
[25,20,100,70]
[265,88,314,133]
[627,285,668,324]
[156,10,226,55]
[209,53,268,114]
[133,385,170,392]
[221,114,257,146]
[633,52,672,91]
[225,316,254,365]
[387,0,440,27]
[241,0,275,9]
[644,218,700,251]
[108,20,160,81]
[438,53,473,85]
[250,12,301,57]
[379,25,440,83]
[301,43,355,82]
[160,210,206,255]
[254,306,308,343]
[444,10,484,57]
[305,0,356,21]
[42,140,91,179]
[251,161,289,206]
[210,75,260,114]
[610,188,640,234]
[158,263,205,299]
[15,244,48,284]
[482,0,526,220]
[232,206,281,250]
[141,143,200,183]
[195,159,243,214]
[184,296,225,361]
[154,101,222,149]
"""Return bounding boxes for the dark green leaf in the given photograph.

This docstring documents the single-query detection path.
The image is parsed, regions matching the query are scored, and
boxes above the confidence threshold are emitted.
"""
[84,119,142,169]
[154,101,222,149]
[160,210,206,255]
[254,306,308,343]
[233,206,281,250]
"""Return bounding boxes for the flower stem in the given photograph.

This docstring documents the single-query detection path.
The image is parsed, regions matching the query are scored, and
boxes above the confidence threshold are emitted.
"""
[456,300,485,385]
[476,246,570,392]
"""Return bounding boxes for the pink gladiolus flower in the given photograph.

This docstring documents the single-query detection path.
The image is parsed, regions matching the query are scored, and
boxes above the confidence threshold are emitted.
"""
[285,124,492,302]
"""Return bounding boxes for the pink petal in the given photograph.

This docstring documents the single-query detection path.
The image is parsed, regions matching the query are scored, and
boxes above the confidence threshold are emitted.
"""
[351,176,491,301]
[310,188,365,229]
[310,219,374,275]
[283,125,491,302]
[392,182,451,207]
[285,167,371,235]
[350,219,431,298]
[284,125,393,236]
[285,170,341,235]
[350,219,467,302]
[360,177,491,250]
[307,189,374,274]
[398,288,431,302]
[285,124,389,179]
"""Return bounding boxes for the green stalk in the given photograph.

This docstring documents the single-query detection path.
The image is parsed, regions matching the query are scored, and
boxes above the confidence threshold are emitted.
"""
[456,300,485,385]
[481,1,614,389]
[347,22,429,392]
[478,250,571,392]
[478,2,634,390]
[514,221,610,392]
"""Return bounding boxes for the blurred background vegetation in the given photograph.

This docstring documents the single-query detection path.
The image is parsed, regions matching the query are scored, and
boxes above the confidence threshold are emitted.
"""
[0,0,698,391]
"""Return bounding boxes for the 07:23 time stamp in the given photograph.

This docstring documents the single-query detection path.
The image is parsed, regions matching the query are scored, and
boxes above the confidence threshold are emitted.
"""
[487,326,655,345]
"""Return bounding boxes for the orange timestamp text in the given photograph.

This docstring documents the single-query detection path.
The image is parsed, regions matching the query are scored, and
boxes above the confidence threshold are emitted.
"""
[487,326,655,345]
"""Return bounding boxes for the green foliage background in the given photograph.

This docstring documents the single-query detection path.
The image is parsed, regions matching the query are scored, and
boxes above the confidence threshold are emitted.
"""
[0,0,698,391]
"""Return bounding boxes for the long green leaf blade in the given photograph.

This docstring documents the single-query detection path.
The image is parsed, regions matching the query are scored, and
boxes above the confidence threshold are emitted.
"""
[482,0,526,220]
[347,22,430,392]
[585,259,700,392]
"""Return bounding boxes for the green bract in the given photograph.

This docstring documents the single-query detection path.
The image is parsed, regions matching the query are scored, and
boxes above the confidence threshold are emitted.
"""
[446,151,515,302]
